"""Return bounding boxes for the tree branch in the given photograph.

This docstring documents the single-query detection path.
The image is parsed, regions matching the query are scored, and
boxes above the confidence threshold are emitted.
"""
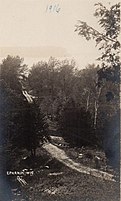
[76,21,117,43]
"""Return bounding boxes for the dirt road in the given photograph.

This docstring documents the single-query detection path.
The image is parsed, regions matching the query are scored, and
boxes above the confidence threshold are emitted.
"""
[43,143,115,182]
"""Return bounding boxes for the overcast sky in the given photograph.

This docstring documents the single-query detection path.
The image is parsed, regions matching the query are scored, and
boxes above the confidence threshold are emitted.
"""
[0,0,118,68]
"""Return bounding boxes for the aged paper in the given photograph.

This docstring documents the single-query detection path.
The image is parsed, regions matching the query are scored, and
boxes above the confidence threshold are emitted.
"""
[0,0,120,200]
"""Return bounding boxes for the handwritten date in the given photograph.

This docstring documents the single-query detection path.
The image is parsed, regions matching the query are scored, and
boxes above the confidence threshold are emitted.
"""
[46,4,61,13]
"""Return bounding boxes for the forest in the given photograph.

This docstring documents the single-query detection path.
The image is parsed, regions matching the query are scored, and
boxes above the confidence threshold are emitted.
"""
[0,2,120,201]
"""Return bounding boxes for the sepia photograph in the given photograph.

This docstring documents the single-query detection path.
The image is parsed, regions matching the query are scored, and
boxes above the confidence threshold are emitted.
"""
[0,0,120,200]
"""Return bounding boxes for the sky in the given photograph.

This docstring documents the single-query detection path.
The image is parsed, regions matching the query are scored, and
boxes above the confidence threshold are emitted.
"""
[0,0,119,69]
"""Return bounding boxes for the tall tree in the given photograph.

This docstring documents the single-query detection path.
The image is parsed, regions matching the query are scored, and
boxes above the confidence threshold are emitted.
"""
[75,2,120,122]
[75,2,120,167]
[0,55,27,93]
[75,2,120,84]
[0,56,49,160]
[76,65,100,128]
[28,58,76,119]
[58,100,96,147]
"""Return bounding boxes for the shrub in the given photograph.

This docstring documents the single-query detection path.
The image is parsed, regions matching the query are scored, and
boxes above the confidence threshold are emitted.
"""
[59,103,98,147]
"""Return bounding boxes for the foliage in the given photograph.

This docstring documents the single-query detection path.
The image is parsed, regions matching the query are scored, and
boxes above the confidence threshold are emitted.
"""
[28,57,76,119]
[28,59,119,150]
[58,100,98,147]
[103,110,120,169]
[0,56,49,160]
[10,101,49,156]
[0,56,27,147]
[0,53,119,170]
[75,2,120,83]
[75,2,120,167]
[0,55,27,92]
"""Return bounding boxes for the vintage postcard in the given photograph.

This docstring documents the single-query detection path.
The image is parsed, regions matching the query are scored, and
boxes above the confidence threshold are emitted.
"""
[0,0,120,200]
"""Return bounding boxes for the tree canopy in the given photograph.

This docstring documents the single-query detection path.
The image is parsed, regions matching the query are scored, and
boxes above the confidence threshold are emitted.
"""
[75,2,120,83]
[0,56,49,161]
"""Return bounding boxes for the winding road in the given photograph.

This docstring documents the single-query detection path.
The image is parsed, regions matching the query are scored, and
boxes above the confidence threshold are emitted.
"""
[43,143,115,182]
[22,90,116,183]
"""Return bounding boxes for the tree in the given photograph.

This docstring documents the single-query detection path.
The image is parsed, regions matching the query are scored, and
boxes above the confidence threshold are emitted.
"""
[75,65,100,128]
[0,56,49,161]
[11,100,49,157]
[0,56,27,149]
[0,56,27,199]
[75,2,120,167]
[58,100,98,147]
[75,2,120,129]
[75,2,120,84]
[28,58,76,120]
[28,58,59,117]
[0,55,27,92]
[103,110,120,169]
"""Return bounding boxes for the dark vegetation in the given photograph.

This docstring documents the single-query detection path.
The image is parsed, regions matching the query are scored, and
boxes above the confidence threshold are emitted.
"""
[4,148,119,201]
[0,2,120,201]
[59,105,96,147]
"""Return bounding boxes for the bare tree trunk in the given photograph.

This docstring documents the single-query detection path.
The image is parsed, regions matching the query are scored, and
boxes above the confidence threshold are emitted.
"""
[86,92,90,111]
[93,87,102,129]
[94,100,98,129]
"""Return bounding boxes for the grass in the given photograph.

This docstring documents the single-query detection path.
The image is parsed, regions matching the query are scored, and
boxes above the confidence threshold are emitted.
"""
[10,146,119,201]
[11,166,119,201]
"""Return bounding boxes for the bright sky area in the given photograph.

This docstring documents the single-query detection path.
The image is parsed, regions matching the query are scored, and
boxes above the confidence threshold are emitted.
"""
[0,0,119,69]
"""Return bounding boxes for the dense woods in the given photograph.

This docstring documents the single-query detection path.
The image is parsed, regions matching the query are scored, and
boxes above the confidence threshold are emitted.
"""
[0,2,120,177]
[0,55,119,170]
[0,2,120,201]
